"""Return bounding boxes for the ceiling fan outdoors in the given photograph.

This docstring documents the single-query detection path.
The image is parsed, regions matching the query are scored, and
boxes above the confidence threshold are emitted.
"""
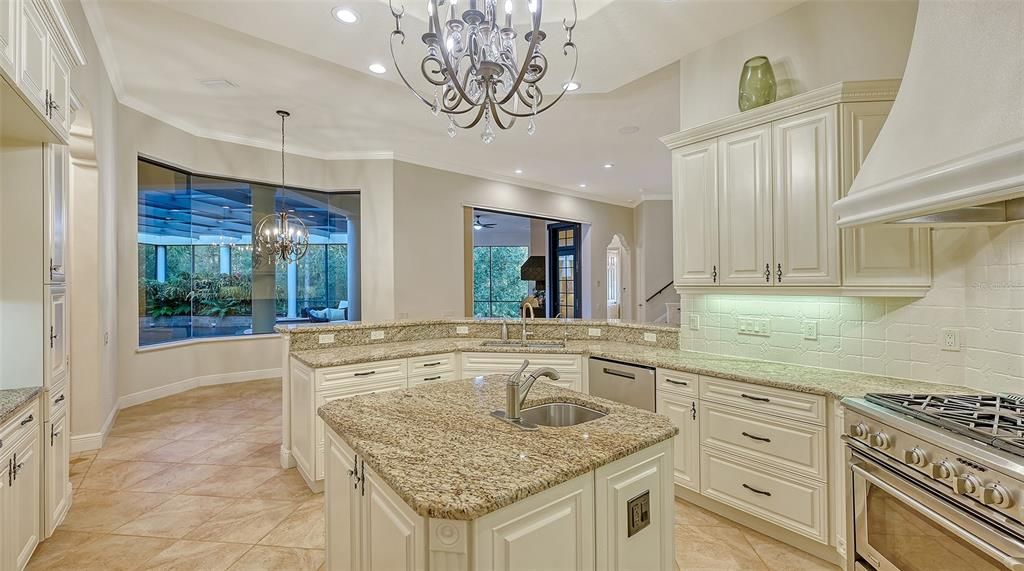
[473,215,496,230]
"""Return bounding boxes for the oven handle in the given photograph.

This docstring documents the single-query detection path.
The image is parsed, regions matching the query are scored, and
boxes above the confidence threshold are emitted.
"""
[852,463,1024,570]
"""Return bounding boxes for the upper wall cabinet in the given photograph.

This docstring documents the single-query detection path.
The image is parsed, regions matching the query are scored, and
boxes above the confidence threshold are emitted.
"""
[1,0,83,144]
[662,80,931,297]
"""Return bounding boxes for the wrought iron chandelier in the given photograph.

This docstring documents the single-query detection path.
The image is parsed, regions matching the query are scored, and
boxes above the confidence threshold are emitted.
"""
[254,110,310,265]
[388,0,578,143]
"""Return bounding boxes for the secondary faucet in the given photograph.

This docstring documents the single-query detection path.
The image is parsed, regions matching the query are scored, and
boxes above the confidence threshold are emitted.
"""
[505,360,561,421]
[520,320,532,343]
[500,320,509,341]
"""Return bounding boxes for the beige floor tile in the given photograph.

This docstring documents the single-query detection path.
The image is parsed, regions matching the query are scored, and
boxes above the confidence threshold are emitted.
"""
[178,422,252,442]
[246,469,317,501]
[135,439,221,463]
[182,440,273,466]
[259,498,325,549]
[59,489,174,532]
[141,540,253,571]
[228,546,325,570]
[182,466,283,497]
[79,460,173,491]
[674,498,740,528]
[185,498,301,544]
[26,530,104,569]
[28,533,174,570]
[94,436,176,461]
[235,424,282,444]
[742,530,839,571]
[675,524,769,571]
[127,463,226,494]
[69,454,95,477]
[113,494,236,538]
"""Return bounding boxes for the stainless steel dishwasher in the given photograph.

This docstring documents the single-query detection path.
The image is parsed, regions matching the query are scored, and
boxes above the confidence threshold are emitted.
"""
[588,357,656,411]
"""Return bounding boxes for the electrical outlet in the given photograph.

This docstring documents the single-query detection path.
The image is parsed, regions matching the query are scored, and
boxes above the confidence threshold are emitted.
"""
[318,333,336,344]
[689,314,700,331]
[370,330,385,340]
[941,328,961,351]
[802,320,818,341]
[643,332,657,343]
[455,325,469,335]
[588,328,602,337]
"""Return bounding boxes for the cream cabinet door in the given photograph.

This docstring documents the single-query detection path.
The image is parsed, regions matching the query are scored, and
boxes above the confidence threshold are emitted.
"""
[840,102,932,287]
[326,433,362,571]
[45,285,68,388]
[0,0,18,80]
[18,0,46,114]
[717,125,773,285]
[361,463,426,571]
[46,44,70,137]
[672,140,719,286]
[11,431,41,570]
[44,410,70,537]
[771,107,840,285]
[45,144,68,283]
[656,391,699,492]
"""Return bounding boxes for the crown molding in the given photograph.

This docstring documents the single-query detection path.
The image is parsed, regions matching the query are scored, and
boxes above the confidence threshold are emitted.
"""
[41,0,86,65]
[661,79,902,150]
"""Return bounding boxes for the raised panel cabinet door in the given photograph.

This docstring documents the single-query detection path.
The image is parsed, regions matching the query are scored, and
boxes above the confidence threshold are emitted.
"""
[44,411,70,537]
[0,0,18,80]
[45,144,68,283]
[46,45,70,135]
[18,0,46,114]
[12,431,41,570]
[361,464,426,571]
[325,433,362,571]
[771,107,840,285]
[717,125,773,285]
[672,140,719,286]
[44,285,68,388]
[840,102,932,287]
[656,392,699,491]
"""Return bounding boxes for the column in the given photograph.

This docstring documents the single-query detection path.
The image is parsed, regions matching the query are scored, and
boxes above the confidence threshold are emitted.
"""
[219,245,231,274]
[287,261,298,318]
[251,186,277,334]
[156,245,167,282]
[346,216,361,321]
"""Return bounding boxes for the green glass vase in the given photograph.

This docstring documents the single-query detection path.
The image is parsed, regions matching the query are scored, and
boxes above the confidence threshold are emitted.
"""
[738,56,777,112]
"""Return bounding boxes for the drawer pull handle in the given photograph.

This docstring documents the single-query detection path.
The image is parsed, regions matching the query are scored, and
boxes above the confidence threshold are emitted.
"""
[354,371,376,377]
[424,375,442,381]
[603,368,636,380]
[742,483,772,497]
[740,393,771,403]
[422,362,442,367]
[54,394,65,404]
[741,431,771,443]
[20,415,33,426]
[665,379,689,387]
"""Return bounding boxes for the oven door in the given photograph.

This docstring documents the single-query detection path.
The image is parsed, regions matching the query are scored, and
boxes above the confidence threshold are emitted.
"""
[852,454,1024,571]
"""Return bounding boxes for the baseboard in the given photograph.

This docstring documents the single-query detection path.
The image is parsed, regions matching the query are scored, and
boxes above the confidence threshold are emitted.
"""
[117,368,282,409]
[70,403,118,453]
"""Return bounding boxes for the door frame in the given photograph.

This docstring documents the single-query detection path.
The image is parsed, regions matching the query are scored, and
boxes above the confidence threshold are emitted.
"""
[548,222,582,319]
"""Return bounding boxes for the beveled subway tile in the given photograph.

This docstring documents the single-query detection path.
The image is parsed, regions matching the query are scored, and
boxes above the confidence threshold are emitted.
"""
[140,540,252,571]
[113,494,235,538]
[227,546,325,571]
[259,497,325,549]
[185,499,300,544]
[79,460,172,491]
[59,489,174,532]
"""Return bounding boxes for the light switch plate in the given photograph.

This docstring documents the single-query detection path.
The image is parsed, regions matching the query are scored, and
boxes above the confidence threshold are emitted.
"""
[588,328,602,337]
[370,330,385,340]
[643,332,657,343]
[455,325,469,335]
[318,333,335,344]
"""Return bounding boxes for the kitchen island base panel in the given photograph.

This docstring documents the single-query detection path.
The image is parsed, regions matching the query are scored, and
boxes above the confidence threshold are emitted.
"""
[326,429,675,571]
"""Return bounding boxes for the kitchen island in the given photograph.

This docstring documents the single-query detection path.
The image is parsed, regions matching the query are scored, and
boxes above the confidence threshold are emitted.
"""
[318,375,677,571]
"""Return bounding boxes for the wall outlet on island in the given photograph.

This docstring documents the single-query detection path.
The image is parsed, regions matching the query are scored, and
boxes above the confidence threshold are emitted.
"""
[455,325,469,335]
[318,333,335,345]
[370,330,385,340]
[643,332,657,343]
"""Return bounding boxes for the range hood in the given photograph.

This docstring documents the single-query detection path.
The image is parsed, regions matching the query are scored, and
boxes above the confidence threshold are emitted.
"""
[834,0,1024,228]
[520,256,546,282]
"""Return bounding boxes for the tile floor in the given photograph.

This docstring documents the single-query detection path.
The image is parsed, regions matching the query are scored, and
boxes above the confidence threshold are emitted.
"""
[29,379,838,570]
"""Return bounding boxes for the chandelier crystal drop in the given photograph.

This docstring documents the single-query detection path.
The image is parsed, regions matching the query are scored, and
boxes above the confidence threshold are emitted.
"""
[253,110,310,265]
[388,0,578,141]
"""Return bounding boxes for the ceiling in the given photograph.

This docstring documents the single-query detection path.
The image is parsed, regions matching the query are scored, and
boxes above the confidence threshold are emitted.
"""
[83,0,801,204]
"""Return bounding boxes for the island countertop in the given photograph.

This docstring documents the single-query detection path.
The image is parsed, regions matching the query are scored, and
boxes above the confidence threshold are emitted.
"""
[0,387,41,425]
[317,375,677,521]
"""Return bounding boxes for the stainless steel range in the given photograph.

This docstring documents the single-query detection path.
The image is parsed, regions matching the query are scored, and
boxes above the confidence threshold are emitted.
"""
[842,394,1024,571]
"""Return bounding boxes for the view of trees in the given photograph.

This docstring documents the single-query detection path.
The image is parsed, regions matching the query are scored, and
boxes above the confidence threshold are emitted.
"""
[473,246,529,318]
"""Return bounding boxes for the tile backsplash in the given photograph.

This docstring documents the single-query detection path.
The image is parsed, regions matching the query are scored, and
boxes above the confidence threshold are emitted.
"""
[680,225,1024,392]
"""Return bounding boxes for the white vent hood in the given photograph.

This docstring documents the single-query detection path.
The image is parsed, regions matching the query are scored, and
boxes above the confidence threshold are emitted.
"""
[834,0,1024,228]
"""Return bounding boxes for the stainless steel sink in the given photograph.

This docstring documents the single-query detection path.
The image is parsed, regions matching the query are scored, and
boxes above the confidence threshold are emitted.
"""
[518,402,606,427]
[481,340,566,349]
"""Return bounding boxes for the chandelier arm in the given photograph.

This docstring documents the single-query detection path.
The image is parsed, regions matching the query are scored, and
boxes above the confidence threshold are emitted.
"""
[496,0,545,106]
[495,42,577,118]
[389,31,437,108]
[449,105,487,130]
[489,99,517,130]
[429,0,477,109]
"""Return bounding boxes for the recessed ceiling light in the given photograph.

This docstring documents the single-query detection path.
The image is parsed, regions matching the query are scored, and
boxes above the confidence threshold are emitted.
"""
[368,63,387,74]
[603,163,615,169]
[563,81,581,92]
[618,125,640,135]
[332,7,359,23]
[578,183,587,188]
[514,169,523,174]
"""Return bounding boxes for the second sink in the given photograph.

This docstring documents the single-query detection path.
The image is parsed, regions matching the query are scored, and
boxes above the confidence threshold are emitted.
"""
[519,402,606,427]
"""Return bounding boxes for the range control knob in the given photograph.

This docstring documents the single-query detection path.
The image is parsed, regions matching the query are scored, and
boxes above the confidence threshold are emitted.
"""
[869,432,892,450]
[848,423,869,439]
[983,484,1015,509]
[954,474,982,496]
[903,448,928,467]
[929,461,957,480]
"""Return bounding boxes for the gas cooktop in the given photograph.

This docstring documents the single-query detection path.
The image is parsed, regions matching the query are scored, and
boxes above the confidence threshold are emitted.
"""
[866,393,1024,458]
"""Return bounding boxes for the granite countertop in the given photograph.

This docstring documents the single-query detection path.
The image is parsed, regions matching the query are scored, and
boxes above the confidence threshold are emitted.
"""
[0,387,41,426]
[317,376,677,520]
[275,318,681,335]
[293,339,975,399]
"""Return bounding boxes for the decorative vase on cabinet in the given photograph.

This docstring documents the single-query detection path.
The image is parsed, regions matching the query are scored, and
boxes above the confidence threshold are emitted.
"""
[738,56,777,111]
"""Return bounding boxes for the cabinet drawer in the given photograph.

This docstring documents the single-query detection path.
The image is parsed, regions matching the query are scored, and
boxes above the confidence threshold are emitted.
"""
[408,353,456,374]
[699,376,825,426]
[701,401,826,480]
[0,399,39,452]
[316,359,408,390]
[461,352,582,375]
[700,447,827,543]
[46,379,69,421]
[656,368,698,398]
[409,370,458,387]
[538,374,581,393]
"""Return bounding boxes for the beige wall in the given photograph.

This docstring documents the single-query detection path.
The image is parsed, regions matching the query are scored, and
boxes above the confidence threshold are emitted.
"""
[392,162,635,320]
[633,199,674,322]
[678,0,918,129]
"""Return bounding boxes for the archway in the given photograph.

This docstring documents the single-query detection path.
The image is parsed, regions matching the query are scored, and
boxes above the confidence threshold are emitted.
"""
[606,234,631,321]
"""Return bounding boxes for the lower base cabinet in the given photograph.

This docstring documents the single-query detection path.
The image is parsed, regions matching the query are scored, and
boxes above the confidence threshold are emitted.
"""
[1,401,42,571]
[44,408,71,536]
[325,430,674,571]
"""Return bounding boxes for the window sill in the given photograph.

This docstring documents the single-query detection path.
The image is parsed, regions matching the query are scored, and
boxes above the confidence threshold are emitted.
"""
[137,332,282,353]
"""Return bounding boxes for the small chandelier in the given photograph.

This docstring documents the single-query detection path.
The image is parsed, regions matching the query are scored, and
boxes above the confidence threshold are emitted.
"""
[388,0,578,143]
[254,110,310,265]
